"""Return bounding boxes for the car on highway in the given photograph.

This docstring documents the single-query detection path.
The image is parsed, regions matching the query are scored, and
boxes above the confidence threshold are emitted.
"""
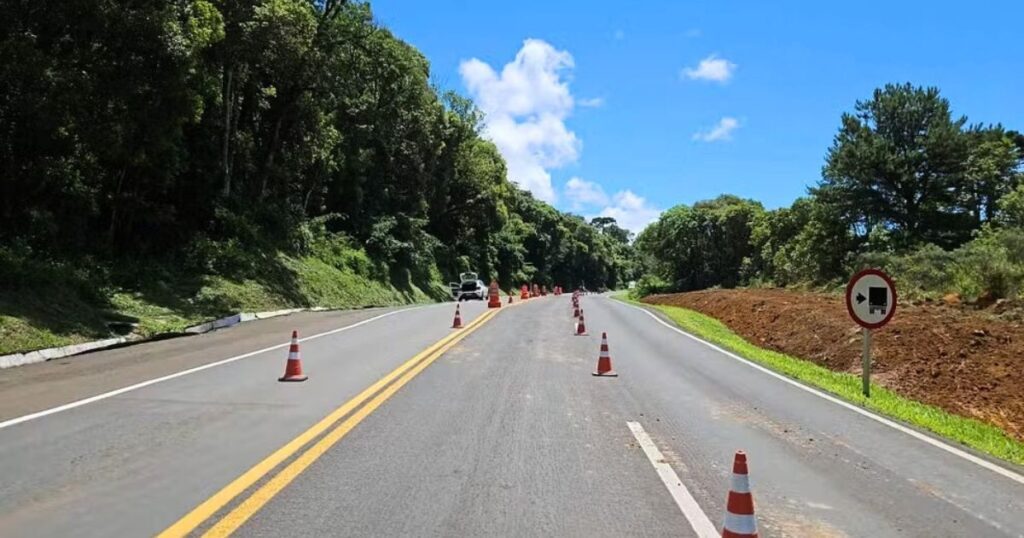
[457,272,487,301]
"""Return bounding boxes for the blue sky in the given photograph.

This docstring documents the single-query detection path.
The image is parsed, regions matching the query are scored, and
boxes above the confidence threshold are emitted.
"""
[372,0,1023,231]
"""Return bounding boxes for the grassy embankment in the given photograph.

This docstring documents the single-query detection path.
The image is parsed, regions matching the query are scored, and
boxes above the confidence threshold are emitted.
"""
[0,244,448,356]
[614,294,1024,466]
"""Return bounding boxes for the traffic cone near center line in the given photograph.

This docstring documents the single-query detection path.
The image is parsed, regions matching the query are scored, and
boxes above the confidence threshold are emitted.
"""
[722,451,758,538]
[487,280,502,308]
[575,310,588,336]
[452,305,463,329]
[592,332,617,377]
[278,330,308,382]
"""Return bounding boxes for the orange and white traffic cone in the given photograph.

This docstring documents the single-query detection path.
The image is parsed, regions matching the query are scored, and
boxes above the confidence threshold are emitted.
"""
[722,451,758,538]
[487,280,502,308]
[575,310,588,336]
[452,305,463,329]
[521,285,530,300]
[278,330,308,382]
[592,332,617,377]
[573,304,580,318]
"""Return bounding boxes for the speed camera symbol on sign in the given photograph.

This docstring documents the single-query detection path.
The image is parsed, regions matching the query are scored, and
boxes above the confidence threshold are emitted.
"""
[846,269,897,330]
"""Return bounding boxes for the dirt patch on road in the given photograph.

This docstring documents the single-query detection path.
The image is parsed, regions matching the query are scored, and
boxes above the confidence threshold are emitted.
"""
[643,289,1024,441]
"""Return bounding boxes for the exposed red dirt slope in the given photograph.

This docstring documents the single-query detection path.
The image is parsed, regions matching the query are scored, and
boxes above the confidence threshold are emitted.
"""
[643,289,1024,441]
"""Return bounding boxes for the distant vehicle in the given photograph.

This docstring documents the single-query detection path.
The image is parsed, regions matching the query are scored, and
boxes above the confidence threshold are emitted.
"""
[457,272,487,301]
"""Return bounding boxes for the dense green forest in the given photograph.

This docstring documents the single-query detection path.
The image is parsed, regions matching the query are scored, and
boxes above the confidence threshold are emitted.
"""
[0,0,635,352]
[636,84,1024,300]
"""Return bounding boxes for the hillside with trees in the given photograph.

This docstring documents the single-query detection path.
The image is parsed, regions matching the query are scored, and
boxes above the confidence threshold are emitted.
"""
[636,83,1024,301]
[0,0,636,353]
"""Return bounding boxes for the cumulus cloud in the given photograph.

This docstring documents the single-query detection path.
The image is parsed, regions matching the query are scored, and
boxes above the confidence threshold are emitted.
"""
[578,97,605,108]
[596,190,662,233]
[564,178,660,233]
[693,117,739,142]
[564,177,609,209]
[460,39,582,202]
[682,54,736,83]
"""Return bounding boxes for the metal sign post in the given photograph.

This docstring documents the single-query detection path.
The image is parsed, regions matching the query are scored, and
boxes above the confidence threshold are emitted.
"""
[845,269,896,399]
[861,327,871,397]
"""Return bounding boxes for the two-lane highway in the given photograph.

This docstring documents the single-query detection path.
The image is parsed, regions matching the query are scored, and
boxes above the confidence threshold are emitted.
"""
[1,295,1023,537]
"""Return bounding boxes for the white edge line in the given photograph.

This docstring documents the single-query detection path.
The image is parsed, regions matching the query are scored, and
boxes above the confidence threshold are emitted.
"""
[0,306,426,430]
[615,299,1024,486]
[628,421,720,538]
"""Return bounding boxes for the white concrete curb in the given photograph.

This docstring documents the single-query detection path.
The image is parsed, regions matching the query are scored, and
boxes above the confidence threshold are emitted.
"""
[0,307,321,369]
[0,335,142,369]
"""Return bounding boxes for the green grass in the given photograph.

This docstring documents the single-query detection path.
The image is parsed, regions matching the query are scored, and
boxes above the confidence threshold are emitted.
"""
[0,247,445,356]
[613,294,1024,466]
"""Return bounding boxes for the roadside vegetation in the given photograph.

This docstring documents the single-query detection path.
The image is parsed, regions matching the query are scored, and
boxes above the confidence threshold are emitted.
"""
[623,84,1024,464]
[615,295,1024,465]
[633,84,1024,302]
[0,1,636,354]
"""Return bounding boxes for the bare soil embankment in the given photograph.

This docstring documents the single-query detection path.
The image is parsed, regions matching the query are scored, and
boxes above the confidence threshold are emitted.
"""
[644,289,1024,440]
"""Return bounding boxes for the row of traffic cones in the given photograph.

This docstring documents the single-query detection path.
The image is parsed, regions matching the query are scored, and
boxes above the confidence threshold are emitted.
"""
[280,298,758,537]
[570,290,757,536]
[572,291,586,336]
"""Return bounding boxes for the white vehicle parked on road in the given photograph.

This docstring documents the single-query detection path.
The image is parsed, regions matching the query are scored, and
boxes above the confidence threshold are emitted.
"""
[456,272,487,301]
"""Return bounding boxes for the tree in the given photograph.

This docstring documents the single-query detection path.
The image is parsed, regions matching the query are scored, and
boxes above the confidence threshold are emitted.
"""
[962,126,1022,225]
[635,195,763,290]
[820,83,969,248]
[590,217,632,244]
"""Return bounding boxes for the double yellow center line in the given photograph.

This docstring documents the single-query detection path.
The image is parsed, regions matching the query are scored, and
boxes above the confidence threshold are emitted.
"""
[159,305,504,537]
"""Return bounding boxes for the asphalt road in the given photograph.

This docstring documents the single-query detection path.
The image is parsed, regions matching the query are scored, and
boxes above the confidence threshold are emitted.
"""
[1,295,1022,537]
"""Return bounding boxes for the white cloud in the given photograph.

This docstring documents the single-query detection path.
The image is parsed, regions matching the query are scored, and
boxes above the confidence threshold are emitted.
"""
[578,97,605,108]
[564,177,660,233]
[682,54,736,83]
[564,177,609,209]
[693,117,740,142]
[460,39,582,202]
[596,190,662,233]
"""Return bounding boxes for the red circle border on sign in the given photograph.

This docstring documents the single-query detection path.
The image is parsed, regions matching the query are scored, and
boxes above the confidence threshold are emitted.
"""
[845,268,897,330]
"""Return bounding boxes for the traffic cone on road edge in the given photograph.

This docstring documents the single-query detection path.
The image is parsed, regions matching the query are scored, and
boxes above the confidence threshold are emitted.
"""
[452,305,463,329]
[487,280,502,308]
[508,293,514,304]
[592,332,617,377]
[278,330,308,382]
[575,310,588,336]
[721,451,758,538]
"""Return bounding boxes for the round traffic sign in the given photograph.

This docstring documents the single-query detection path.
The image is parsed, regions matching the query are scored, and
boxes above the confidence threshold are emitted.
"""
[845,269,896,329]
